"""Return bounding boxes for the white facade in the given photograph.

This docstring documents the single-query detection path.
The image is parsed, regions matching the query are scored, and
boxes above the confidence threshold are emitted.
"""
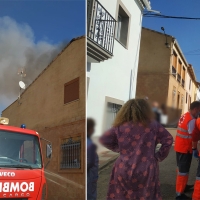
[87,0,146,136]
[196,88,200,101]
[184,72,192,112]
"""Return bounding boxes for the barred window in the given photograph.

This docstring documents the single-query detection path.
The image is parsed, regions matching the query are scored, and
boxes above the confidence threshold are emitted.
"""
[105,102,122,130]
[60,137,81,169]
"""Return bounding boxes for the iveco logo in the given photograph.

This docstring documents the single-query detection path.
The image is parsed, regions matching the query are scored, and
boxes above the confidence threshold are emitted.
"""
[0,172,15,177]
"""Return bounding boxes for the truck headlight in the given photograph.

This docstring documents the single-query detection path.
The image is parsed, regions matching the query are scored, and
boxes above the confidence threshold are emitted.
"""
[41,184,47,200]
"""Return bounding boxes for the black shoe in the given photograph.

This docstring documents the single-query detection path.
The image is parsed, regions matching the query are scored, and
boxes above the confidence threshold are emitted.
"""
[184,185,194,192]
[176,194,192,200]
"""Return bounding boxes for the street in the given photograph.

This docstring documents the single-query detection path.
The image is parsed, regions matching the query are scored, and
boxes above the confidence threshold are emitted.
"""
[97,148,198,200]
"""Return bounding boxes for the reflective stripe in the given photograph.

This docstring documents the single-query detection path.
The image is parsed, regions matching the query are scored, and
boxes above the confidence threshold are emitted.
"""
[177,127,188,133]
[178,172,188,176]
[176,193,181,196]
[196,177,200,180]
[176,133,192,139]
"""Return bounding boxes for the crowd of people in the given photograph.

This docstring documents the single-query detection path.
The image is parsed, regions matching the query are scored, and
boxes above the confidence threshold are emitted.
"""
[87,98,200,200]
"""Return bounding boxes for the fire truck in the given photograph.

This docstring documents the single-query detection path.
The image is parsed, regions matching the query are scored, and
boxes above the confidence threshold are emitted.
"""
[0,117,52,200]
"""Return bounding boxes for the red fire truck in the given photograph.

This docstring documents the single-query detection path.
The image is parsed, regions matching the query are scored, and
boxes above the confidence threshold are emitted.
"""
[0,117,52,200]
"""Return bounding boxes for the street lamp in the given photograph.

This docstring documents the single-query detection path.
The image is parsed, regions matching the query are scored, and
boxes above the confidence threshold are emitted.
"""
[161,27,170,48]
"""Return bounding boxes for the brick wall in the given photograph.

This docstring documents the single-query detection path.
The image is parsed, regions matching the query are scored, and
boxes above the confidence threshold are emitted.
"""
[2,37,86,200]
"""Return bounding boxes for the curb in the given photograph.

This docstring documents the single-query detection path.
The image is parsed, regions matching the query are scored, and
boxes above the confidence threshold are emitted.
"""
[98,154,119,173]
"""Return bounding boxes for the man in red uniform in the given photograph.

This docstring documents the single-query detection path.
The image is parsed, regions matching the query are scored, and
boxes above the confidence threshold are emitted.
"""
[192,116,200,200]
[175,101,200,200]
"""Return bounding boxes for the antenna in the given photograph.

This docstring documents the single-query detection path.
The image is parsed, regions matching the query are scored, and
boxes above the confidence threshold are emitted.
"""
[17,68,26,105]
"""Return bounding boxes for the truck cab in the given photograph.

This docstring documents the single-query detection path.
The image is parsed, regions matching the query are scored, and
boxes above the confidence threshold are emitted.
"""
[0,117,52,200]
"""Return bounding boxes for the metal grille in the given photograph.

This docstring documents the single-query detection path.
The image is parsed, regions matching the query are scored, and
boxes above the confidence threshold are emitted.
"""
[87,0,116,55]
[60,137,81,169]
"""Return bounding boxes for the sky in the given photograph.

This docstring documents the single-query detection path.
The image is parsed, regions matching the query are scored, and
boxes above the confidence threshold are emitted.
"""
[0,0,85,114]
[142,0,200,80]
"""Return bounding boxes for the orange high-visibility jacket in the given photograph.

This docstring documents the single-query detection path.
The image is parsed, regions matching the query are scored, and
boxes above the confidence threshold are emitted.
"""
[174,112,194,153]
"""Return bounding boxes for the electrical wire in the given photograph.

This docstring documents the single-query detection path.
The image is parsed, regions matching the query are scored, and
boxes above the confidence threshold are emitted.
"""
[143,13,200,56]
[143,13,200,20]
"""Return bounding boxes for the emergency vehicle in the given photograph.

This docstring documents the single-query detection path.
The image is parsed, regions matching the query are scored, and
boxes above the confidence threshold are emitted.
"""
[0,117,52,200]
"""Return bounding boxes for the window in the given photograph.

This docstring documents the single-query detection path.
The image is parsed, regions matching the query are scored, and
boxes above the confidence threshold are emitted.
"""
[189,79,191,90]
[0,131,42,169]
[105,102,122,130]
[172,87,176,108]
[116,5,129,47]
[182,68,185,88]
[178,60,182,75]
[177,92,180,108]
[172,52,177,69]
[60,137,81,169]
[64,78,79,104]
[186,92,188,104]
[181,95,184,110]
[116,15,122,41]
[177,60,182,83]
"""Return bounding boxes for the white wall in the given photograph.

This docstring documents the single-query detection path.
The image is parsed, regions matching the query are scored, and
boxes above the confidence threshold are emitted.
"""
[184,72,190,112]
[87,0,143,136]
[197,89,200,101]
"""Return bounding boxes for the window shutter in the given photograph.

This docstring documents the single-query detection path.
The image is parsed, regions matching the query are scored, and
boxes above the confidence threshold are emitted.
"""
[64,78,79,104]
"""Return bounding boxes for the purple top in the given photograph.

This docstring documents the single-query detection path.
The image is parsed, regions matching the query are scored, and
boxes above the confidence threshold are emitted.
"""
[100,120,173,200]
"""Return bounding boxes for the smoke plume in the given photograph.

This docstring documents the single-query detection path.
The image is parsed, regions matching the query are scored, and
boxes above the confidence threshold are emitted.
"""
[0,16,65,112]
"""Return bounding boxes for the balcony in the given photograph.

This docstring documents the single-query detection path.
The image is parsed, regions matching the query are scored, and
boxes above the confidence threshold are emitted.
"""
[87,0,116,63]
[177,74,181,83]
[182,79,185,88]
[172,66,176,77]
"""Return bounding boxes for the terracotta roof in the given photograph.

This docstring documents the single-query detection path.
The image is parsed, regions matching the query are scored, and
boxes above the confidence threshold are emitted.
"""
[2,35,85,113]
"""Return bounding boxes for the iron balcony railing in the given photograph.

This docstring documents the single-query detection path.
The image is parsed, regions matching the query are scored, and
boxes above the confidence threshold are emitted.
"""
[87,0,116,55]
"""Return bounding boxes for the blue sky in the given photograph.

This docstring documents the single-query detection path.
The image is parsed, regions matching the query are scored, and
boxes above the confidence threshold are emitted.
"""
[0,0,85,44]
[0,0,85,113]
[143,0,200,80]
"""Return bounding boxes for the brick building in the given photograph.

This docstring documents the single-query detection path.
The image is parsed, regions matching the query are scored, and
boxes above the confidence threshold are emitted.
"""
[136,28,199,122]
[2,36,85,200]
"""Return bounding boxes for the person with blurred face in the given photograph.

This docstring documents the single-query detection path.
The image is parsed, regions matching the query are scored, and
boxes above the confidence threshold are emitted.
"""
[174,101,200,200]
[152,101,161,123]
[100,99,173,200]
[87,118,98,200]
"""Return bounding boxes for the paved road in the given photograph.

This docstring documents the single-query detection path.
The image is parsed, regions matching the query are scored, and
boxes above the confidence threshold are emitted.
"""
[97,148,198,200]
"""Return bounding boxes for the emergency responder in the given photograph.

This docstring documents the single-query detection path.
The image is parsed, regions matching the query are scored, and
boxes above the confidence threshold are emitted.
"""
[192,115,200,200]
[175,101,200,200]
